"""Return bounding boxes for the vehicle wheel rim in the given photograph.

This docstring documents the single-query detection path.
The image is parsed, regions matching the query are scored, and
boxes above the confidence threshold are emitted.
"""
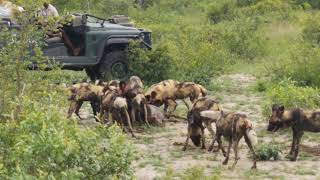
[111,61,128,80]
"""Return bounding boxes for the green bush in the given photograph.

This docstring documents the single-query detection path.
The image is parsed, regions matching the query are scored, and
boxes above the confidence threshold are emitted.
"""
[0,97,134,179]
[292,0,320,9]
[269,43,320,87]
[207,0,237,23]
[128,43,172,85]
[303,15,320,47]
[262,80,320,117]
[255,143,281,161]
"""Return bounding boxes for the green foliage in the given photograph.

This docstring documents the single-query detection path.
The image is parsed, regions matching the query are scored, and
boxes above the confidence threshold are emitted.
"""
[0,97,134,179]
[262,80,320,116]
[303,15,320,47]
[128,42,172,85]
[269,43,320,87]
[207,0,237,23]
[254,143,281,161]
[292,0,320,9]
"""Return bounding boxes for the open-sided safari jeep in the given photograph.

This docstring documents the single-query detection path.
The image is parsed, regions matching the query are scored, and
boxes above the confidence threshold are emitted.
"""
[2,13,152,80]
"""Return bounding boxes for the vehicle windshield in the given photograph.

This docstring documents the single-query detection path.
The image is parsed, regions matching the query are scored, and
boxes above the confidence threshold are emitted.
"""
[85,14,106,24]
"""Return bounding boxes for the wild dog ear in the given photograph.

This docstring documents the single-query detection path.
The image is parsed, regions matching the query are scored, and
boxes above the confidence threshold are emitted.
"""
[145,95,151,102]
[70,87,77,94]
[279,105,285,112]
[272,104,278,111]
[244,119,252,129]
[102,85,109,93]
[151,91,157,98]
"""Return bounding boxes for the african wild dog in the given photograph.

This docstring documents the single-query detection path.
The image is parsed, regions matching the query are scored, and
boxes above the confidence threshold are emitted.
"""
[67,83,105,120]
[146,80,207,116]
[182,97,221,151]
[268,104,320,161]
[119,76,150,127]
[201,110,258,169]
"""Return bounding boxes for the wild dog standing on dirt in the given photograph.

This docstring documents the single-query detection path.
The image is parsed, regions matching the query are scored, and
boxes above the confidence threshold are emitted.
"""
[201,111,258,169]
[120,76,150,127]
[100,84,135,137]
[67,83,105,120]
[182,97,221,151]
[146,80,207,116]
[111,96,135,137]
[267,104,320,161]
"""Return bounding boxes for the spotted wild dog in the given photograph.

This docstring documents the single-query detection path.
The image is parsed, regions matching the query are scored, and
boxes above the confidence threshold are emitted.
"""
[119,76,150,127]
[100,85,135,137]
[146,80,207,116]
[67,82,105,120]
[182,97,222,151]
[267,104,320,161]
[201,110,258,169]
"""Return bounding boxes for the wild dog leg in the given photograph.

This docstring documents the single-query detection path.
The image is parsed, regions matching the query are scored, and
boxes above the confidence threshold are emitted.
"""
[75,101,83,120]
[143,104,151,128]
[167,99,177,116]
[90,101,99,122]
[182,99,190,110]
[216,134,226,157]
[287,129,297,158]
[223,138,232,165]
[124,108,135,138]
[131,107,136,127]
[183,125,191,151]
[231,136,241,169]
[205,121,216,152]
[67,101,77,118]
[200,124,206,149]
[292,131,304,161]
[244,133,257,169]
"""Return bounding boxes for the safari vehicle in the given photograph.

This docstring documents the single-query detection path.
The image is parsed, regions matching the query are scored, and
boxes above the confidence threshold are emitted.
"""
[44,14,152,80]
[1,14,152,80]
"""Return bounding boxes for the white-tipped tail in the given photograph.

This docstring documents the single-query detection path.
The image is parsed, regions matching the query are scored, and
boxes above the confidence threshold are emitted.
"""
[113,97,128,109]
[200,110,221,121]
[246,129,258,146]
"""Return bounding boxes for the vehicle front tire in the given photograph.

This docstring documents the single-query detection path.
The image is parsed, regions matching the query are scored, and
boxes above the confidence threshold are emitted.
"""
[98,51,129,81]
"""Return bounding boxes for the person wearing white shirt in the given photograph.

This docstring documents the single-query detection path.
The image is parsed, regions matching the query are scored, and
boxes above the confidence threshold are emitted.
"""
[41,2,58,18]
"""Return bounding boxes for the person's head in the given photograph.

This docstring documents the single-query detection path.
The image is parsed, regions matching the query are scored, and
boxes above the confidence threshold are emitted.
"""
[43,2,49,9]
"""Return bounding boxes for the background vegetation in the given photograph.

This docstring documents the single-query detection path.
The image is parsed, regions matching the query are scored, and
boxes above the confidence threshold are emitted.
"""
[1,0,320,178]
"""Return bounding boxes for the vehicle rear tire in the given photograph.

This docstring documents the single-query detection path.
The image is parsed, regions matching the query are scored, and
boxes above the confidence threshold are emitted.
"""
[85,67,98,81]
[98,51,129,81]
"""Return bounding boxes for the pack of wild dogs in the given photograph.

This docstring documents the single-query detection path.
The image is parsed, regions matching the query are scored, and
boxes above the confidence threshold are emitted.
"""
[67,76,320,169]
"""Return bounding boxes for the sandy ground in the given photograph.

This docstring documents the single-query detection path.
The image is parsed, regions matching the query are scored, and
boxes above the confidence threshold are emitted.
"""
[75,74,320,180]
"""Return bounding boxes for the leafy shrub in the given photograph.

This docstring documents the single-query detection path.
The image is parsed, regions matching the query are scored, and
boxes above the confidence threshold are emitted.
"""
[128,42,172,85]
[0,97,134,179]
[303,15,320,47]
[269,43,320,87]
[207,0,237,23]
[292,0,320,9]
[212,17,266,61]
[254,143,281,161]
[262,80,320,116]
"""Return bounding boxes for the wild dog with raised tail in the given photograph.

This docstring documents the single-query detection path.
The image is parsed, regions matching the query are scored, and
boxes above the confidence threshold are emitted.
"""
[201,110,257,169]
[268,104,320,161]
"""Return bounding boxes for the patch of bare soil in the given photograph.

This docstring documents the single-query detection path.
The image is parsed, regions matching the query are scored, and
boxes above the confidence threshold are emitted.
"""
[75,74,320,179]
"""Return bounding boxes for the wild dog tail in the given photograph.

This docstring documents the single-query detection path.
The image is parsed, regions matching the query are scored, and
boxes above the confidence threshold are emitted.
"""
[246,129,258,146]
[197,84,208,97]
[200,110,222,121]
[190,135,201,147]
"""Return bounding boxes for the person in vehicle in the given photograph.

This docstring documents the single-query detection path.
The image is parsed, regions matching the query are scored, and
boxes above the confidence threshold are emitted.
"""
[39,2,81,56]
[40,2,58,19]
